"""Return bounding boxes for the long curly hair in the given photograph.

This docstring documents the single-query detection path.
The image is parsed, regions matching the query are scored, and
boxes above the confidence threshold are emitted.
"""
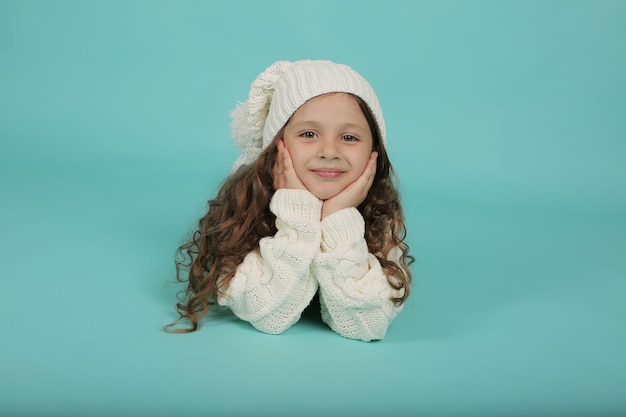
[165,95,414,333]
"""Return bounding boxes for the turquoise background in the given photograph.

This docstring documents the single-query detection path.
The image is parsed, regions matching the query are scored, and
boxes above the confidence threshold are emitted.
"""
[1,1,625,416]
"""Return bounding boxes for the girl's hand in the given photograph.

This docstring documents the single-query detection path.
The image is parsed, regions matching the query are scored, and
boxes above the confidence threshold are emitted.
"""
[322,151,378,219]
[273,140,307,191]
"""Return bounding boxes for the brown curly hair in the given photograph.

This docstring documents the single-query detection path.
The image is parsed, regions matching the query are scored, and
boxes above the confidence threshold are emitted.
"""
[165,95,413,333]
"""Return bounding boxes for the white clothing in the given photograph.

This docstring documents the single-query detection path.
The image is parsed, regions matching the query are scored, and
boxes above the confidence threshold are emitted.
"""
[217,189,404,341]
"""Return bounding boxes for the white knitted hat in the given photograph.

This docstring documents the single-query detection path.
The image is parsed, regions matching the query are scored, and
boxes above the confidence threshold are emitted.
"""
[229,60,385,171]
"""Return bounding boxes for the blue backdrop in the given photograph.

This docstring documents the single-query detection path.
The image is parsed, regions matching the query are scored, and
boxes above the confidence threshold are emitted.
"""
[1,1,625,416]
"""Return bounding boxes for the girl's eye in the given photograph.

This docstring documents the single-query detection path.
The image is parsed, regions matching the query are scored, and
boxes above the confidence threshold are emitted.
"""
[301,131,316,139]
[342,135,358,142]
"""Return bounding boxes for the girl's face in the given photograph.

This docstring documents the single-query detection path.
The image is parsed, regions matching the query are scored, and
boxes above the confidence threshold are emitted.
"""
[281,93,374,201]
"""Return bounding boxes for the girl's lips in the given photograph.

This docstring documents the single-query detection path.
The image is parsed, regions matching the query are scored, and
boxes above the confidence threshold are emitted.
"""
[312,169,344,179]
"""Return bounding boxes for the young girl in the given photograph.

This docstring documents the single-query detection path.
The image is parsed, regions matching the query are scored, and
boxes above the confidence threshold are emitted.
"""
[168,60,413,341]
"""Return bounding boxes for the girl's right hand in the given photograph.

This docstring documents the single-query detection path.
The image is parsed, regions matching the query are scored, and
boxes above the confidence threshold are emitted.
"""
[273,140,307,191]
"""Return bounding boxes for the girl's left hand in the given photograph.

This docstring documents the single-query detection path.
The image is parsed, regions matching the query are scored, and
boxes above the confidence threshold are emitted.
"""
[322,151,378,219]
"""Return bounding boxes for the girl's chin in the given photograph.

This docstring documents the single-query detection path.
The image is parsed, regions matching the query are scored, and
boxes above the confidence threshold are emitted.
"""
[310,189,342,201]
[303,179,350,201]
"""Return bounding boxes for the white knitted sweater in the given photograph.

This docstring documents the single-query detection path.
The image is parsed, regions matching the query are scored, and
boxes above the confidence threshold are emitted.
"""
[217,189,404,341]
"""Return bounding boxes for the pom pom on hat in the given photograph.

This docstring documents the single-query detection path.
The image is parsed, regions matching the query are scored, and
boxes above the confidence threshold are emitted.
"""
[230,60,385,171]
[229,61,293,168]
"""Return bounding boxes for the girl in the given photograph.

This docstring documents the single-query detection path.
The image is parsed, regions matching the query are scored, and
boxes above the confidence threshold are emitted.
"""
[167,60,413,341]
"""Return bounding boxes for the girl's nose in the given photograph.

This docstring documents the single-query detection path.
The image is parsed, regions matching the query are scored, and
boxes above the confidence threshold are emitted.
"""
[318,138,339,160]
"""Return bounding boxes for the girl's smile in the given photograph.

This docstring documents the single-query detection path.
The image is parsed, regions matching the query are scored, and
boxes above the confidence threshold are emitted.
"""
[311,169,346,179]
[282,92,374,200]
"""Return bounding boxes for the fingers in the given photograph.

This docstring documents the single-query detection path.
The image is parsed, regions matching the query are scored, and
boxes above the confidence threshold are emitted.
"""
[273,140,284,189]
[280,142,293,174]
[321,152,378,218]
[363,151,378,191]
[273,140,306,191]
[352,151,377,192]
[281,145,306,190]
[357,151,377,199]
[275,142,281,172]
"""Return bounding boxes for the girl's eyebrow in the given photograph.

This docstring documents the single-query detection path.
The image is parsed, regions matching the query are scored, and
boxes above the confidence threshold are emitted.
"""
[288,120,320,128]
[289,120,368,132]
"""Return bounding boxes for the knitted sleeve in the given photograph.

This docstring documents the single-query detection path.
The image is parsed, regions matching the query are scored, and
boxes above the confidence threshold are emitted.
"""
[217,189,321,335]
[313,208,404,342]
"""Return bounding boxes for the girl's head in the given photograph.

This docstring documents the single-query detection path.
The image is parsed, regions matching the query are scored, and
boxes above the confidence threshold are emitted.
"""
[229,60,387,176]
[246,89,391,204]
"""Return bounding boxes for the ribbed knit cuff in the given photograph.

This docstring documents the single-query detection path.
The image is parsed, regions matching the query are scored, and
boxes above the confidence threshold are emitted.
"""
[321,208,365,251]
[270,189,322,223]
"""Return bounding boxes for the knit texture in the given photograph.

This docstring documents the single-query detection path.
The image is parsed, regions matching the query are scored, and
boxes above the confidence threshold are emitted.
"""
[229,60,385,171]
[217,189,403,341]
